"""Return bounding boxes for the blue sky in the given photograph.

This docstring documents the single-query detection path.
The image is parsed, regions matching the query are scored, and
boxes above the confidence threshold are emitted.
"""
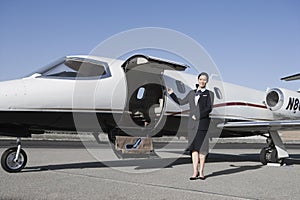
[0,0,299,91]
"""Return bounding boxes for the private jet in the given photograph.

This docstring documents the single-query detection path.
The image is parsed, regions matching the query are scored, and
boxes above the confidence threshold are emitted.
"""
[0,54,300,172]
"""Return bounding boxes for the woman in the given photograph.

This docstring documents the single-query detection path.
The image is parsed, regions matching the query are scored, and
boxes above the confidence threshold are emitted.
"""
[168,72,214,180]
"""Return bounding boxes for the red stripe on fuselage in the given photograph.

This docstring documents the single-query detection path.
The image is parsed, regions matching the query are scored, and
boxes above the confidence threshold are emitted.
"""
[213,102,267,109]
[167,101,267,116]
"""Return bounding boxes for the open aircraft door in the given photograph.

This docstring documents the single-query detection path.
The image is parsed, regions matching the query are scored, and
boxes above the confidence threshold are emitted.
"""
[116,54,188,138]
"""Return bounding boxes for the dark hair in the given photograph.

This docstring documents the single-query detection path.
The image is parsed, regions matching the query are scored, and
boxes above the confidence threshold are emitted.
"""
[198,72,209,82]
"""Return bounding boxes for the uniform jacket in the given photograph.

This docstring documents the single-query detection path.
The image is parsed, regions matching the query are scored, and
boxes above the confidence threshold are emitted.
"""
[170,89,214,131]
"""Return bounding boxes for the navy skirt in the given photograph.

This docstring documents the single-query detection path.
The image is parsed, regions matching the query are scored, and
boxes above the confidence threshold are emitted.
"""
[188,129,209,154]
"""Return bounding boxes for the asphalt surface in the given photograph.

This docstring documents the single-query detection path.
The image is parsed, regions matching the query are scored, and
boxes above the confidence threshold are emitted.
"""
[0,141,300,200]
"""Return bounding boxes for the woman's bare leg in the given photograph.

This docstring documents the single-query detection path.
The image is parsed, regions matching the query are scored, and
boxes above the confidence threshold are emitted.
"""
[191,151,199,177]
[199,153,206,178]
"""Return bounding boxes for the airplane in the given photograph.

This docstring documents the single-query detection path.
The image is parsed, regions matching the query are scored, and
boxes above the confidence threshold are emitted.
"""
[0,54,300,173]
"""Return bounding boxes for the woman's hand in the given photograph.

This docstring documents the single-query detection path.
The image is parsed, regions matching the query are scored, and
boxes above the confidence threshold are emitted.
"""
[167,88,174,94]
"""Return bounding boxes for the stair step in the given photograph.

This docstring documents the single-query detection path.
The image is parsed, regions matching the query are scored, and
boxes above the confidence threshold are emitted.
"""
[115,136,153,154]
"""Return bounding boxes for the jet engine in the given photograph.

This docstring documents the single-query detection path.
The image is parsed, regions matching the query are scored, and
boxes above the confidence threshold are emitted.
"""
[265,88,300,118]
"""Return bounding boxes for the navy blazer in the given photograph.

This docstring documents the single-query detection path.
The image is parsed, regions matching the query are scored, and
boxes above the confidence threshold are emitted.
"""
[170,89,214,131]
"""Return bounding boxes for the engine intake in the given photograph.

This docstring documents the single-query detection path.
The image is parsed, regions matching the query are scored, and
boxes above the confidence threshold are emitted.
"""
[265,88,300,118]
[266,88,284,111]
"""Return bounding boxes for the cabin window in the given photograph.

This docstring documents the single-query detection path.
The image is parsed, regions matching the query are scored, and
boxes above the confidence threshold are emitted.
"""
[137,87,145,100]
[176,80,186,94]
[214,87,223,99]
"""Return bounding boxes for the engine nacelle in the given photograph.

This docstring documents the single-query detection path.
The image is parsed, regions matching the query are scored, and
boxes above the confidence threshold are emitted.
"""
[265,88,300,119]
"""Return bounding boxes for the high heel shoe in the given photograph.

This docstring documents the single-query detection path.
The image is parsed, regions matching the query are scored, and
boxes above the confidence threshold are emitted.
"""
[189,172,199,180]
[199,173,206,180]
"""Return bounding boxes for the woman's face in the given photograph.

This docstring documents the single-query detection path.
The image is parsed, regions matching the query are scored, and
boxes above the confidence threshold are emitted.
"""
[198,75,207,88]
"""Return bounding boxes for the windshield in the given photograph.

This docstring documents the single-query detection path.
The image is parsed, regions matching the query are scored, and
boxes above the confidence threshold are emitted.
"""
[28,57,110,79]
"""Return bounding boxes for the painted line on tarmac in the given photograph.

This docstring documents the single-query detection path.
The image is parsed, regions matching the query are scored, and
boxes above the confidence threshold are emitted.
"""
[50,170,256,200]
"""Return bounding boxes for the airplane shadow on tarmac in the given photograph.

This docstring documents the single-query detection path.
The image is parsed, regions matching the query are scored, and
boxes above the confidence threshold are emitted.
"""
[23,153,300,177]
[205,153,300,178]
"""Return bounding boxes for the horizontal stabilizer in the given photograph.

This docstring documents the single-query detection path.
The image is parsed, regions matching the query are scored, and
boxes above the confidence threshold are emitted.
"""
[281,73,300,81]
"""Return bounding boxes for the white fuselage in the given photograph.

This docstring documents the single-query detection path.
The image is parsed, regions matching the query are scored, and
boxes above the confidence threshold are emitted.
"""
[0,55,299,138]
[0,57,290,120]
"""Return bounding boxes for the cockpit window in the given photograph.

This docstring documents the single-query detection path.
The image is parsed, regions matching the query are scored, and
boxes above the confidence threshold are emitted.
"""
[42,62,77,77]
[36,57,110,79]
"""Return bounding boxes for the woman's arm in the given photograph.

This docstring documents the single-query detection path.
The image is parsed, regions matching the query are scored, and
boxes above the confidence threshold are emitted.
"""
[168,88,190,106]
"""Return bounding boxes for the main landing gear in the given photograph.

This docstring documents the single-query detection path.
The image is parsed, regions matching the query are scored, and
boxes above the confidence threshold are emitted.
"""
[259,131,289,165]
[1,138,27,173]
[260,138,283,165]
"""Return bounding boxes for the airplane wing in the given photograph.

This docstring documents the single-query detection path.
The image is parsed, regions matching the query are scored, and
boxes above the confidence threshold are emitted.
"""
[218,120,300,132]
[281,73,300,81]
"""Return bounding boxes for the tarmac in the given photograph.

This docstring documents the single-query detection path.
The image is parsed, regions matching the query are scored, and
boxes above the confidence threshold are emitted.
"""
[0,131,299,200]
[0,130,299,144]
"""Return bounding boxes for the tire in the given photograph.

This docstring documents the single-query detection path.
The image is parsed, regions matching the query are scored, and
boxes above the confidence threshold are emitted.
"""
[278,158,285,165]
[270,149,278,163]
[259,147,268,165]
[108,129,117,145]
[1,147,27,173]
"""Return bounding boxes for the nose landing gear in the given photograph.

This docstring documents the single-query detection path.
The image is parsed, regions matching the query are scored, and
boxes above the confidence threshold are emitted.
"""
[1,138,27,173]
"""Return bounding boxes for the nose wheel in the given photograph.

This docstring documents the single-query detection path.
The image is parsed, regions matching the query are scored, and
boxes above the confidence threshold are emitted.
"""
[1,138,27,173]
